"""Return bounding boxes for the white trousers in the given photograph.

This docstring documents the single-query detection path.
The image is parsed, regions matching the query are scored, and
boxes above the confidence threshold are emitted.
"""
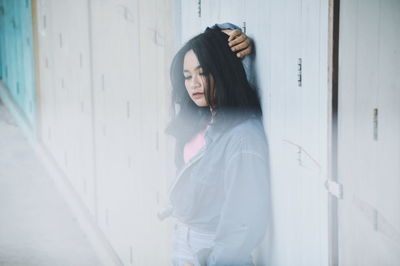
[171,221,215,266]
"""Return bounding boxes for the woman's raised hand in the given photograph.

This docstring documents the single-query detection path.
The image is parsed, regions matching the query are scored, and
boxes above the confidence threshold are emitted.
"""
[221,29,253,58]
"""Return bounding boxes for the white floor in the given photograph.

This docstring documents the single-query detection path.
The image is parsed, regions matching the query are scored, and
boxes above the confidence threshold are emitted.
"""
[0,100,101,266]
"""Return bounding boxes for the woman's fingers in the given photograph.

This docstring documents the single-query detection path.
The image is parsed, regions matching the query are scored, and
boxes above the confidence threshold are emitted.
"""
[227,29,242,41]
[230,38,251,52]
[221,29,233,36]
[228,33,246,47]
[232,39,252,58]
[236,46,252,58]
[221,28,253,58]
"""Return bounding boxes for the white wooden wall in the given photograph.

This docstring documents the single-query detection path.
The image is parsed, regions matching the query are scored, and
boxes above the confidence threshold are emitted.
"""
[338,0,400,265]
[30,0,400,265]
[36,0,97,215]
[179,0,330,265]
[35,0,175,265]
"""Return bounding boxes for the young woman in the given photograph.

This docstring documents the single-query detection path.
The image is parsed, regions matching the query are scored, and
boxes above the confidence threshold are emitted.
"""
[163,25,270,266]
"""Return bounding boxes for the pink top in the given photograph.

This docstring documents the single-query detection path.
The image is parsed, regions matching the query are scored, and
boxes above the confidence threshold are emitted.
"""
[183,124,212,164]
[183,112,215,164]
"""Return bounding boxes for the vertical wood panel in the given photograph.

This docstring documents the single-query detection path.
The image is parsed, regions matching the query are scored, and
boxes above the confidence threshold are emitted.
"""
[338,0,400,265]
[35,0,96,215]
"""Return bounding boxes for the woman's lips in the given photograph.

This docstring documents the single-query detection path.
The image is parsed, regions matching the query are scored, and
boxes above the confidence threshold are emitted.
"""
[192,92,204,99]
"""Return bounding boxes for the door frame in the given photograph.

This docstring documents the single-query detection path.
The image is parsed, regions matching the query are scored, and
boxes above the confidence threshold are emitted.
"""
[328,0,340,265]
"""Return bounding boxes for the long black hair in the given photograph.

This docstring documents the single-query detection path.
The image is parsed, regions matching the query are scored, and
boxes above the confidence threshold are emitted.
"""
[166,27,261,150]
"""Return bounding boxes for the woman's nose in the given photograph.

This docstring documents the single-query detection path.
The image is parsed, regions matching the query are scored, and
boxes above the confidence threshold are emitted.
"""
[190,74,201,88]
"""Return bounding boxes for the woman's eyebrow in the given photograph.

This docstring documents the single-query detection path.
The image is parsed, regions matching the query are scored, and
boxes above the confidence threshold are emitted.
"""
[183,65,202,72]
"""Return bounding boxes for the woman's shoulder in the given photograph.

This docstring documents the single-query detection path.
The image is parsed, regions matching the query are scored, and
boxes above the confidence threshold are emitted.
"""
[222,114,268,153]
[229,114,265,139]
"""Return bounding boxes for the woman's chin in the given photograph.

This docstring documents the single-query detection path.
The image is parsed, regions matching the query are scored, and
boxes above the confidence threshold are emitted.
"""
[193,99,208,107]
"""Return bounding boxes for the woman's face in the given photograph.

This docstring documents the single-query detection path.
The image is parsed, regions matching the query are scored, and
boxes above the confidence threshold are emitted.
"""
[183,49,214,107]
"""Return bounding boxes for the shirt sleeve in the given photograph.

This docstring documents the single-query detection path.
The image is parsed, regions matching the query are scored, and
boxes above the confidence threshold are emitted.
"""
[209,22,242,31]
[205,150,270,266]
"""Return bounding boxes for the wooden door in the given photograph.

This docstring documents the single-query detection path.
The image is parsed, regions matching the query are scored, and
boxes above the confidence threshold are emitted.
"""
[337,0,400,265]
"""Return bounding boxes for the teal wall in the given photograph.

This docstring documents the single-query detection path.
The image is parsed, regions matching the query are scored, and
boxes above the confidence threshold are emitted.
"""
[0,0,36,130]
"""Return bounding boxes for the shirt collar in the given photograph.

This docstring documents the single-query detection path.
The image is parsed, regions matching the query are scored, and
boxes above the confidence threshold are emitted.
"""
[204,122,224,145]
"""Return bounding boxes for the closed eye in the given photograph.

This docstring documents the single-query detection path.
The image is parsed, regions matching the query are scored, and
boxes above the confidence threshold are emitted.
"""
[183,72,206,80]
